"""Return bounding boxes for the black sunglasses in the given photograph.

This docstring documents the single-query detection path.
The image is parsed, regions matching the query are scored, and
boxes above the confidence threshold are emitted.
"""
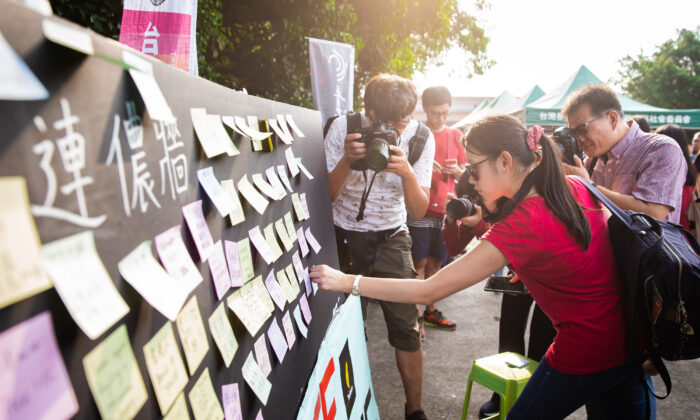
[465,157,491,181]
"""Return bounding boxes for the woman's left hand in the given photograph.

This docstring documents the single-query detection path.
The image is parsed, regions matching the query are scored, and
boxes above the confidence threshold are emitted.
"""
[309,264,352,293]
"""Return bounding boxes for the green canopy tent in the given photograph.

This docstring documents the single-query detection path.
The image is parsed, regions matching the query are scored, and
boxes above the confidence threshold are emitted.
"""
[524,65,700,129]
[506,84,546,118]
[453,90,518,128]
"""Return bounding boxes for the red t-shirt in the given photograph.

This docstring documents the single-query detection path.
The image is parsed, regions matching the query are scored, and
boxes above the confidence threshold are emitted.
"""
[483,177,627,374]
[426,127,466,218]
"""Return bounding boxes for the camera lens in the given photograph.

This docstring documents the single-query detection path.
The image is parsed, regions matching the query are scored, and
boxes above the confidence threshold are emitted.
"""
[366,138,390,171]
[446,197,476,219]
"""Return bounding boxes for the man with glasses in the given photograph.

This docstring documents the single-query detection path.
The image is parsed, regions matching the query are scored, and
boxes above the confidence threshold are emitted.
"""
[561,83,686,223]
[561,83,686,420]
[408,86,466,337]
[325,73,435,420]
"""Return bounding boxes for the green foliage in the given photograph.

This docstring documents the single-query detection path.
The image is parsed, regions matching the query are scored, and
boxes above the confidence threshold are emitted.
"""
[50,0,492,109]
[616,27,700,109]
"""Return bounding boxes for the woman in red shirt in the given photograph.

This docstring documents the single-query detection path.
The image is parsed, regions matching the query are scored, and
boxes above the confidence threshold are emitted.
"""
[311,115,649,419]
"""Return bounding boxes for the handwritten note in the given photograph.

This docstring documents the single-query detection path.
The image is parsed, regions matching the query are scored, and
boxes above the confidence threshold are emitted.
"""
[176,296,209,375]
[265,166,287,198]
[249,276,275,315]
[143,322,188,415]
[291,193,307,222]
[285,147,300,177]
[0,177,51,309]
[207,114,239,156]
[220,179,245,226]
[208,240,232,300]
[188,368,224,420]
[236,238,255,283]
[297,227,309,257]
[248,225,276,264]
[281,311,296,350]
[292,251,305,284]
[274,218,294,252]
[0,32,49,100]
[42,230,129,340]
[276,165,293,193]
[285,114,306,138]
[163,392,190,420]
[299,293,313,324]
[118,241,189,321]
[224,240,243,287]
[0,311,78,420]
[227,291,262,336]
[262,223,284,261]
[221,383,243,420]
[198,167,235,217]
[285,265,302,296]
[191,108,227,158]
[304,227,322,254]
[292,305,308,338]
[182,200,215,261]
[264,270,287,311]
[254,334,272,376]
[299,193,311,219]
[283,212,298,241]
[83,324,148,419]
[129,68,176,122]
[208,302,238,368]
[277,269,298,303]
[296,158,314,180]
[237,175,269,215]
[155,225,203,296]
[241,352,272,405]
[267,317,288,364]
[251,173,284,201]
[303,267,313,297]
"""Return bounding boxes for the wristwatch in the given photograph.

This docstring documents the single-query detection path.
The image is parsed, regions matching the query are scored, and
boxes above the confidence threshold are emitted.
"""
[351,274,362,296]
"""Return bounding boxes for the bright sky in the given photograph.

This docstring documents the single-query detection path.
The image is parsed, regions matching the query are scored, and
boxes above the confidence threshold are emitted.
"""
[413,0,700,98]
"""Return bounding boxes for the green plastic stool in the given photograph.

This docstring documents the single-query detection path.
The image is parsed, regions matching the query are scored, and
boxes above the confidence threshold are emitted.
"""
[461,352,539,420]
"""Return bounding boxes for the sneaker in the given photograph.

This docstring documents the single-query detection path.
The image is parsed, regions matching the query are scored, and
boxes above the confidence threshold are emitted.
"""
[418,316,425,342]
[479,394,500,418]
[405,405,428,420]
[423,308,457,331]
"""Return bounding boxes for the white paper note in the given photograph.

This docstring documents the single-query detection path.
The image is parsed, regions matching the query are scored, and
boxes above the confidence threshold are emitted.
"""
[233,116,272,141]
[0,32,49,100]
[304,227,322,254]
[208,240,232,300]
[251,173,284,201]
[283,212,298,242]
[303,267,312,297]
[264,270,287,311]
[248,225,276,264]
[191,108,227,158]
[292,305,308,338]
[224,240,244,287]
[128,69,176,122]
[237,175,269,215]
[154,226,203,296]
[274,219,294,252]
[266,318,288,364]
[276,165,293,193]
[198,167,235,217]
[296,158,314,180]
[241,352,272,405]
[42,18,93,55]
[254,335,272,377]
[265,166,287,199]
[42,231,129,340]
[118,241,189,321]
[285,148,300,177]
[182,200,215,261]
[220,179,245,226]
[262,223,284,262]
[207,114,239,156]
[285,114,306,138]
[267,118,293,145]
[281,311,296,349]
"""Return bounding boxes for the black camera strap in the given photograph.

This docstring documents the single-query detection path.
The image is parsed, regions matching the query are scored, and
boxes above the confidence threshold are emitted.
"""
[356,170,379,221]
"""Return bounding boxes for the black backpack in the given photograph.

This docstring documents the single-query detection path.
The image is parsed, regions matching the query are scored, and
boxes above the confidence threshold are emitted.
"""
[323,112,431,167]
[575,176,700,399]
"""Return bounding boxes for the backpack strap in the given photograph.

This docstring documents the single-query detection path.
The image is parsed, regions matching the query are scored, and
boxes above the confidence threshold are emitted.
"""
[323,111,362,139]
[407,122,431,166]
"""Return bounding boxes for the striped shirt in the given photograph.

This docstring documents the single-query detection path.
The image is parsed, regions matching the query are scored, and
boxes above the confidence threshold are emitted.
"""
[591,121,687,223]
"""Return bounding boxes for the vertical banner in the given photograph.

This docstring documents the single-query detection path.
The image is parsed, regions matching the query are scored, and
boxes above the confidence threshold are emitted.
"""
[308,38,354,125]
[297,295,379,420]
[119,0,198,75]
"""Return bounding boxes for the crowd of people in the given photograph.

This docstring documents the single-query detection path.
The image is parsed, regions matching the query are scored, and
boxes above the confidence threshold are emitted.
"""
[314,73,694,419]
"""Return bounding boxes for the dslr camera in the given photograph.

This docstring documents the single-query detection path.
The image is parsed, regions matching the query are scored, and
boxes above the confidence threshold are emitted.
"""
[446,172,481,220]
[552,127,584,166]
[350,121,397,171]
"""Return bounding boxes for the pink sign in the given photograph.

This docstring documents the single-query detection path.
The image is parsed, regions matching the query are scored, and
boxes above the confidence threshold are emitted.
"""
[120,10,192,72]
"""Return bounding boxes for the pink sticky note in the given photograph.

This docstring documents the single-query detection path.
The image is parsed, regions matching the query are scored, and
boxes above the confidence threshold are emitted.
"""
[264,271,287,311]
[281,311,296,349]
[0,311,79,420]
[255,408,264,420]
[299,193,310,220]
[154,225,203,295]
[182,200,214,261]
[208,241,231,300]
[222,383,243,420]
[248,226,275,264]
[254,335,272,377]
[267,318,288,364]
[303,268,312,297]
[304,227,321,254]
[299,294,312,324]
[296,227,309,257]
[224,240,244,287]
[292,252,304,284]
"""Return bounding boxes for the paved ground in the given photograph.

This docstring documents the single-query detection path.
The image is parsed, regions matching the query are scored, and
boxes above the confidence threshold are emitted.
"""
[365,277,700,420]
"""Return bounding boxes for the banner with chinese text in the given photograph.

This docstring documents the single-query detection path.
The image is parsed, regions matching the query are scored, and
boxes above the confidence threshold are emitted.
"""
[309,38,354,125]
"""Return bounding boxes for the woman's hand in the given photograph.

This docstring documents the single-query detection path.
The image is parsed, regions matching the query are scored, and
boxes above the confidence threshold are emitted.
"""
[309,265,353,293]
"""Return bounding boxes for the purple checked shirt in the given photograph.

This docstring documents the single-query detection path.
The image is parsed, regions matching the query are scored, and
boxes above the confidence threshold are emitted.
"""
[591,121,687,223]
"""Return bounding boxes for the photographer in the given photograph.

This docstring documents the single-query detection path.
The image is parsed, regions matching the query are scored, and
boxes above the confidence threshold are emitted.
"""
[314,114,650,419]
[324,73,435,420]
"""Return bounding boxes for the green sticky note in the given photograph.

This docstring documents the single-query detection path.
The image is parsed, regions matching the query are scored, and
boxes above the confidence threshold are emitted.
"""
[143,323,189,415]
[188,368,224,420]
[82,324,148,419]
[176,296,210,375]
[236,238,255,282]
[163,392,190,420]
[207,302,238,368]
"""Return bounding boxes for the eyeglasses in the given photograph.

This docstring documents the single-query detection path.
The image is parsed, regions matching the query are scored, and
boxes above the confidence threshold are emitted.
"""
[466,157,491,181]
[427,110,449,118]
[570,114,605,136]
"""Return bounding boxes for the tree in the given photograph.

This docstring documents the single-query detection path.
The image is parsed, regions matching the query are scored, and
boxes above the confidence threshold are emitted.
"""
[615,27,700,109]
[50,0,492,108]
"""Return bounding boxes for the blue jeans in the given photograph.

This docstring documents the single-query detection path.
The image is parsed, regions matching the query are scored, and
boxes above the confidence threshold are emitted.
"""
[506,358,653,420]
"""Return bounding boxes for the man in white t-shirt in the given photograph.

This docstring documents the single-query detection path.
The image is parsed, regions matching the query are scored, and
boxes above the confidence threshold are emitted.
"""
[325,73,434,420]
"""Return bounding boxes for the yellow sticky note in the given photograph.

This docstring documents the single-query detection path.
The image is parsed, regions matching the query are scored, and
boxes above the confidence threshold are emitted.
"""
[176,296,210,376]
[188,368,224,420]
[82,324,148,419]
[163,393,190,420]
[236,238,255,283]
[291,193,306,222]
[143,323,188,415]
[0,177,52,309]
[207,302,238,368]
